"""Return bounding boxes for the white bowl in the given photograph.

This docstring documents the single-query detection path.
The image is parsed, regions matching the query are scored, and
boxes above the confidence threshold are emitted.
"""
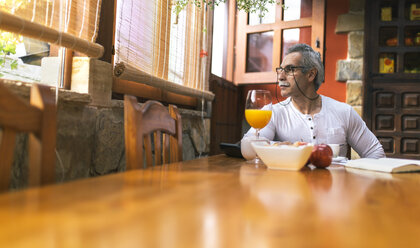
[251,142,314,170]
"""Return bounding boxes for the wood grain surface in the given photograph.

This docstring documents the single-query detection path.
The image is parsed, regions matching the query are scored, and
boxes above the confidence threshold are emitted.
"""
[0,82,56,191]
[0,155,419,247]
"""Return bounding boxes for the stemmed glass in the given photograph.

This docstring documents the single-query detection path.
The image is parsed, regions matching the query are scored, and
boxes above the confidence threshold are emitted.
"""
[245,90,273,166]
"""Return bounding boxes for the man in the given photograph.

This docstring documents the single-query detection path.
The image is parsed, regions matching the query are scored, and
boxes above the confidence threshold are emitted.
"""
[242,44,385,158]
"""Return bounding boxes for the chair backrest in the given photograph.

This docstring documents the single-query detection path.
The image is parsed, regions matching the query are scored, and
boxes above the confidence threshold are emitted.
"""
[124,96,182,170]
[0,81,57,191]
[346,144,352,160]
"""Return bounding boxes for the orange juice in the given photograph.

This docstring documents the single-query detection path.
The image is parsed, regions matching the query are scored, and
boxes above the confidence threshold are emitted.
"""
[245,109,272,129]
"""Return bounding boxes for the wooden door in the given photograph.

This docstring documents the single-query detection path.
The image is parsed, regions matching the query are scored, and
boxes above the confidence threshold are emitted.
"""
[364,0,420,159]
[209,74,242,155]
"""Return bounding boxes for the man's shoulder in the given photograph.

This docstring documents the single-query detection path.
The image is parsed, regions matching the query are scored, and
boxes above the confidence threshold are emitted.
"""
[322,95,352,111]
[321,95,355,118]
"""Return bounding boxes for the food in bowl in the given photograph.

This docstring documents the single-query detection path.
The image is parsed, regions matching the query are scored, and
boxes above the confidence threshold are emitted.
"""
[251,142,313,170]
[272,141,308,147]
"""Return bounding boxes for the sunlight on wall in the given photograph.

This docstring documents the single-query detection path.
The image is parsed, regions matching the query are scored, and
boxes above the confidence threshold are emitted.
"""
[211,2,227,77]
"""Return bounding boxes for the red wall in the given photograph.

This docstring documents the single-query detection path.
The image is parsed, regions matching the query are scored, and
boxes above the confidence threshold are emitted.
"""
[318,0,349,102]
[241,0,349,103]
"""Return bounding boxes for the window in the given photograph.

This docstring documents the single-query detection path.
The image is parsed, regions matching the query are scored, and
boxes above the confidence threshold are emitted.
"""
[114,0,213,98]
[209,0,236,81]
[233,0,325,84]
[0,0,103,87]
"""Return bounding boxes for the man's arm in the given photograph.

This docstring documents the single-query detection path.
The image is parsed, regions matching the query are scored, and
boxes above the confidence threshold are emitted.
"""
[347,108,385,158]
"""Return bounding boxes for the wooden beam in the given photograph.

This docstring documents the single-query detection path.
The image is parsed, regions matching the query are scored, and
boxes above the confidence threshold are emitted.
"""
[63,49,73,90]
[242,18,312,33]
[0,10,103,58]
[113,78,198,107]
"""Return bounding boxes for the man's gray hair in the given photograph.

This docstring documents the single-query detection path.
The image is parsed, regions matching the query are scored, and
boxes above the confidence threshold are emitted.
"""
[286,44,325,91]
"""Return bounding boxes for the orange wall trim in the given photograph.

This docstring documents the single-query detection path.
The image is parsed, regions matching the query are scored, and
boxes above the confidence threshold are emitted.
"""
[318,0,349,102]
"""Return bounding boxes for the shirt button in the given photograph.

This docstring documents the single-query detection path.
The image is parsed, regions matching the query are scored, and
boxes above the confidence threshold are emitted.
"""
[311,127,314,130]
[308,118,312,121]
[313,136,316,139]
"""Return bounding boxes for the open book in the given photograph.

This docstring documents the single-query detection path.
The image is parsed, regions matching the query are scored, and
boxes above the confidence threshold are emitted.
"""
[346,158,420,173]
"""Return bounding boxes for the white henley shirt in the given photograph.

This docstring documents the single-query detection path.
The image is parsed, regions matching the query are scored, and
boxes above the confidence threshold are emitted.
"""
[243,95,385,158]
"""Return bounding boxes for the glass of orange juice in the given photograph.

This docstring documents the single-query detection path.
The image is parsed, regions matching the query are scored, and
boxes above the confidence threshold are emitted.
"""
[245,90,273,166]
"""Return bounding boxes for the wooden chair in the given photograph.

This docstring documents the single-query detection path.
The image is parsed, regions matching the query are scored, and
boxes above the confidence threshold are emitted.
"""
[124,96,182,170]
[346,144,352,160]
[0,82,57,191]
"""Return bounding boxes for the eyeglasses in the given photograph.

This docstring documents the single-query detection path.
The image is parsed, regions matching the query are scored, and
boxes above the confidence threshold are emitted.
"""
[276,66,305,75]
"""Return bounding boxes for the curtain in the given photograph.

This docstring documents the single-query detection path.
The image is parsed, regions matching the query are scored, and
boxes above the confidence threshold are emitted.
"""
[0,0,103,58]
[114,0,212,97]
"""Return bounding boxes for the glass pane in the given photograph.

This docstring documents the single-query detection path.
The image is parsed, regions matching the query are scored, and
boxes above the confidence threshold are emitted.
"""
[406,2,420,21]
[246,31,274,73]
[211,1,228,77]
[379,27,398,46]
[283,0,312,21]
[380,0,398,21]
[405,26,420,46]
[0,32,56,85]
[248,2,276,25]
[379,53,396,73]
[282,27,312,61]
[168,9,187,85]
[404,53,420,73]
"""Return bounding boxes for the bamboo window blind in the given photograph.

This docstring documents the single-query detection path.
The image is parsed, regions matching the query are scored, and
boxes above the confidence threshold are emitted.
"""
[0,0,103,58]
[114,0,214,100]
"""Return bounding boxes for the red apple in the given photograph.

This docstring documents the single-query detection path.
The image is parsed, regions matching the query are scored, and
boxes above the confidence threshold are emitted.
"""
[309,144,333,168]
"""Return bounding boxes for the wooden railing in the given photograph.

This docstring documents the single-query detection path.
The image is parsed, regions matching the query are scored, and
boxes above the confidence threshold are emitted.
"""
[113,78,198,108]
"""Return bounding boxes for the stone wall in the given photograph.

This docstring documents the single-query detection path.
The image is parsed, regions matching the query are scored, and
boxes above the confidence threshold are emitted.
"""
[4,69,211,190]
[335,0,365,159]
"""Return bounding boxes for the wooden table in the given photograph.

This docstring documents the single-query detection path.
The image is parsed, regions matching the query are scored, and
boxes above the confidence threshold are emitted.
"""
[1,155,420,247]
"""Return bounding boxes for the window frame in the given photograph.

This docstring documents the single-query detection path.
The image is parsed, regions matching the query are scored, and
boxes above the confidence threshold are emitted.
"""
[233,0,326,85]
[108,0,214,109]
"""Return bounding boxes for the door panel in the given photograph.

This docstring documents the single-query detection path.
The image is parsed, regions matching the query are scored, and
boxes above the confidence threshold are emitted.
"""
[371,85,420,158]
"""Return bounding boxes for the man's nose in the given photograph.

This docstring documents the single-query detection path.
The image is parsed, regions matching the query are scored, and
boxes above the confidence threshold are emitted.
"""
[277,71,286,81]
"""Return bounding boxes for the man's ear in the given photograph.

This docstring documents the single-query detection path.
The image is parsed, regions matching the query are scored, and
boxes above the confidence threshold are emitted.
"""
[307,68,317,82]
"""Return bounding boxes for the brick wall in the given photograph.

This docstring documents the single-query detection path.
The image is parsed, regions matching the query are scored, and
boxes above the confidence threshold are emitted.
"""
[335,0,365,158]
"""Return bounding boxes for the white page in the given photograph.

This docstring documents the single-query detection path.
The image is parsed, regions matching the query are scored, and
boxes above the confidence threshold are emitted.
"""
[346,158,420,173]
